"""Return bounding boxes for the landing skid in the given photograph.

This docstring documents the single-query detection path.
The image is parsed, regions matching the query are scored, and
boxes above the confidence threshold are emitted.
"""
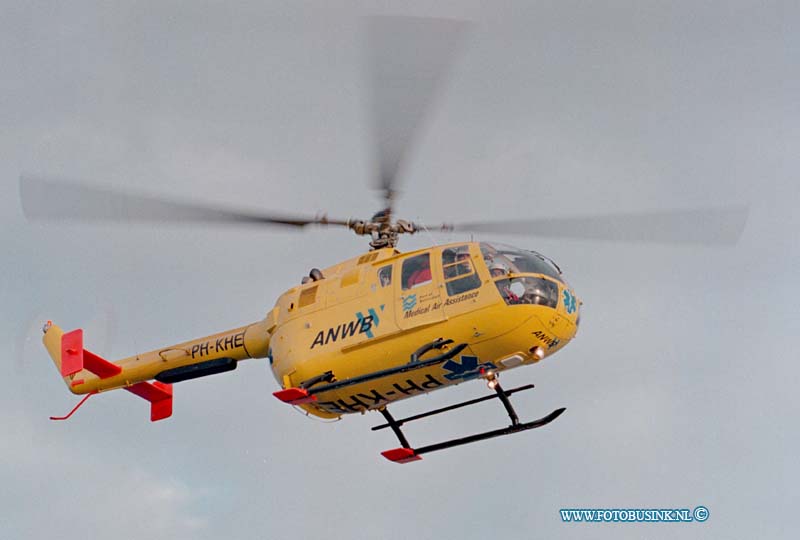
[376,382,565,463]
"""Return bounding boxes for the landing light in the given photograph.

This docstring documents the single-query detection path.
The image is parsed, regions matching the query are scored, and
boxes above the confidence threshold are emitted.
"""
[485,371,499,390]
[531,346,546,361]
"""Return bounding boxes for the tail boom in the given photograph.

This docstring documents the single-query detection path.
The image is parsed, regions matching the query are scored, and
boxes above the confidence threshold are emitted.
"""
[44,319,272,395]
[42,316,274,421]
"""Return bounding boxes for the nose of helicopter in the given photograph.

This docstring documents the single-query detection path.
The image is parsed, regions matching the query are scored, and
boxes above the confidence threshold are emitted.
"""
[508,291,579,363]
[493,275,580,352]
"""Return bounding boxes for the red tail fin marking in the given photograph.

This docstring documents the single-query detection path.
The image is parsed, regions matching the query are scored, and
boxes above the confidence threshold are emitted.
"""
[59,329,122,379]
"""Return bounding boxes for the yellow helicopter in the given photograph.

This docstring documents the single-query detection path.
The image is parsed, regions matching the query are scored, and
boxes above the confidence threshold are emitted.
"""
[21,17,747,463]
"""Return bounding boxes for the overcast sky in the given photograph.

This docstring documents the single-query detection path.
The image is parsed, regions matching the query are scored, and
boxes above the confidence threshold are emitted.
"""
[2,2,799,539]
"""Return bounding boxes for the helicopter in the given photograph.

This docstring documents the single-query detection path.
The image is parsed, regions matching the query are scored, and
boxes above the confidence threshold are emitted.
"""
[21,16,747,463]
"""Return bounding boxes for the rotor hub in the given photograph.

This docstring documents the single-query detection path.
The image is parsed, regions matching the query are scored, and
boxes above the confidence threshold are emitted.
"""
[348,218,419,249]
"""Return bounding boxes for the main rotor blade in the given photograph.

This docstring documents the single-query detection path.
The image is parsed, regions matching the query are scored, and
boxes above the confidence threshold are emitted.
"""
[446,206,749,245]
[365,16,470,213]
[20,175,350,228]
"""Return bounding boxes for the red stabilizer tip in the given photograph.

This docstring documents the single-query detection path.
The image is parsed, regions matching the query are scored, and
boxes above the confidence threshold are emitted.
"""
[125,381,173,422]
[381,448,422,464]
[61,329,84,377]
[273,387,317,405]
[149,382,173,422]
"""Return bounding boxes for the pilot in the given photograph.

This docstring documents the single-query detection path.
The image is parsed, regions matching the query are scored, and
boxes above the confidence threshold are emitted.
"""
[445,247,482,295]
[489,261,509,279]
[490,261,519,303]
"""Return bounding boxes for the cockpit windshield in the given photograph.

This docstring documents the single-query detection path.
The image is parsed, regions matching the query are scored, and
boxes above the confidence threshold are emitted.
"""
[479,242,562,282]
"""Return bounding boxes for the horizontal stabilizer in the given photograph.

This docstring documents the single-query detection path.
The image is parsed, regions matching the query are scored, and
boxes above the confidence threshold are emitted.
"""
[50,380,173,422]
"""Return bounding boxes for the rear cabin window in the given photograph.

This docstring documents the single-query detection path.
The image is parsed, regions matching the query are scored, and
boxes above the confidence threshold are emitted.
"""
[441,246,482,296]
[378,265,392,287]
[402,253,432,290]
[298,285,318,307]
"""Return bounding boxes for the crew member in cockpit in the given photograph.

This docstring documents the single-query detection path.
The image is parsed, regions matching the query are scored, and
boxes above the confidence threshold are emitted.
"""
[490,261,519,303]
[442,246,481,295]
[490,261,509,279]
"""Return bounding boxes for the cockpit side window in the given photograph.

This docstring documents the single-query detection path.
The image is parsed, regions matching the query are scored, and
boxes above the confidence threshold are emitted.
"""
[402,253,432,290]
[377,265,392,288]
[441,245,481,296]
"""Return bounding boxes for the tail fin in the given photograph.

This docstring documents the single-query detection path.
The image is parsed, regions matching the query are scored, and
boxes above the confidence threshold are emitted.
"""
[42,316,273,422]
[43,323,122,384]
